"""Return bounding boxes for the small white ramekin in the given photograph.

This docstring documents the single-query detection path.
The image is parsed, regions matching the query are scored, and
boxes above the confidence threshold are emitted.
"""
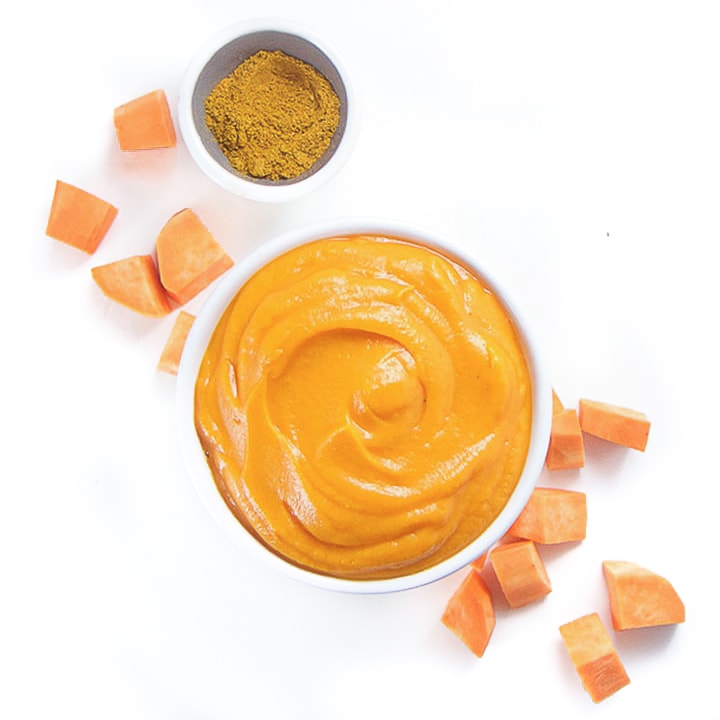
[176,219,552,593]
[177,20,358,202]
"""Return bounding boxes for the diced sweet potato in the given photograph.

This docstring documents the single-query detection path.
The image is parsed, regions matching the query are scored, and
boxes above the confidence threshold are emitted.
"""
[546,408,585,470]
[602,561,685,630]
[489,540,552,608]
[559,612,630,703]
[508,487,587,544]
[46,180,118,254]
[92,254,172,317]
[155,208,234,305]
[578,399,650,451]
[157,311,195,374]
[442,570,496,657]
[113,89,177,151]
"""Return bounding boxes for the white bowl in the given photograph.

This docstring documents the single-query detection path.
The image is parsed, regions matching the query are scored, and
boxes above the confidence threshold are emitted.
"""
[176,219,552,593]
[177,20,358,202]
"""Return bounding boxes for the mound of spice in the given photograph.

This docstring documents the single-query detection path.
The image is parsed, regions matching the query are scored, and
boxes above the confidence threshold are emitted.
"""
[204,49,341,181]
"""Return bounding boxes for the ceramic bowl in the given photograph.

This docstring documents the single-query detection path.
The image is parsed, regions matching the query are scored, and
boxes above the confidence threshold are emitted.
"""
[177,20,358,202]
[176,219,552,593]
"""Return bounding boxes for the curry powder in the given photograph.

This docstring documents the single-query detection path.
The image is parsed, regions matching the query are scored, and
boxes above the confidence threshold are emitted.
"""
[204,50,341,181]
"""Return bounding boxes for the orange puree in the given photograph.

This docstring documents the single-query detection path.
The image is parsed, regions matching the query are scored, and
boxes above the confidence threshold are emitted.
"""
[194,235,533,580]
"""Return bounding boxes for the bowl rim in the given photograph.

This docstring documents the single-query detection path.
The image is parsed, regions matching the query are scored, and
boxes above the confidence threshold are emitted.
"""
[176,218,552,594]
[177,19,359,203]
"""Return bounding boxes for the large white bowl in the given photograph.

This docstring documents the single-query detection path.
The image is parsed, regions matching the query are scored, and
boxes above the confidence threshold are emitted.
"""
[177,20,358,203]
[176,219,552,593]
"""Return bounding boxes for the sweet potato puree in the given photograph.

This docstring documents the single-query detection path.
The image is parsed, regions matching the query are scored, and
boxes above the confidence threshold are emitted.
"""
[194,235,533,580]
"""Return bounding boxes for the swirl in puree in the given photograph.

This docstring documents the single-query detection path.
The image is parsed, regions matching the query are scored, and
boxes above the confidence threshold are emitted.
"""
[194,235,533,580]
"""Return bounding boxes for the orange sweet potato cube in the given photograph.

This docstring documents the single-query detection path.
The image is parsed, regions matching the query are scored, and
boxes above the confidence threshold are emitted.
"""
[602,561,685,630]
[546,407,585,470]
[579,399,650,451]
[442,570,496,657]
[46,180,118,254]
[559,612,630,703]
[114,89,177,151]
[91,254,172,317]
[157,311,195,374]
[489,540,552,608]
[155,208,234,306]
[508,487,587,544]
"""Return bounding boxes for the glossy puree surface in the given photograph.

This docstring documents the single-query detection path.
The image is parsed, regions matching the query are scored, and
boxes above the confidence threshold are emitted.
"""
[194,235,533,579]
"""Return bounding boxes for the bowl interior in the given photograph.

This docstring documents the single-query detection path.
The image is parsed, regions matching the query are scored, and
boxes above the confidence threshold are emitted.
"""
[177,220,552,594]
[190,30,349,186]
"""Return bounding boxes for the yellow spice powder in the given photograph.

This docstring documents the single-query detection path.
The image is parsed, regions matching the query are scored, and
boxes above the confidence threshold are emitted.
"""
[204,49,341,181]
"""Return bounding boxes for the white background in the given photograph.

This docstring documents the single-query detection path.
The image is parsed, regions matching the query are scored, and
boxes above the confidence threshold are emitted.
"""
[2,1,718,717]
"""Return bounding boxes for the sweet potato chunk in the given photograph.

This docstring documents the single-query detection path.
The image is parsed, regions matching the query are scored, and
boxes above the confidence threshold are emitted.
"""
[602,561,685,630]
[546,408,585,470]
[442,570,496,657]
[579,399,650,451]
[92,254,172,317]
[508,487,587,544]
[46,180,118,254]
[489,540,552,608]
[114,89,177,151]
[559,612,630,703]
[157,311,195,374]
[155,209,233,305]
